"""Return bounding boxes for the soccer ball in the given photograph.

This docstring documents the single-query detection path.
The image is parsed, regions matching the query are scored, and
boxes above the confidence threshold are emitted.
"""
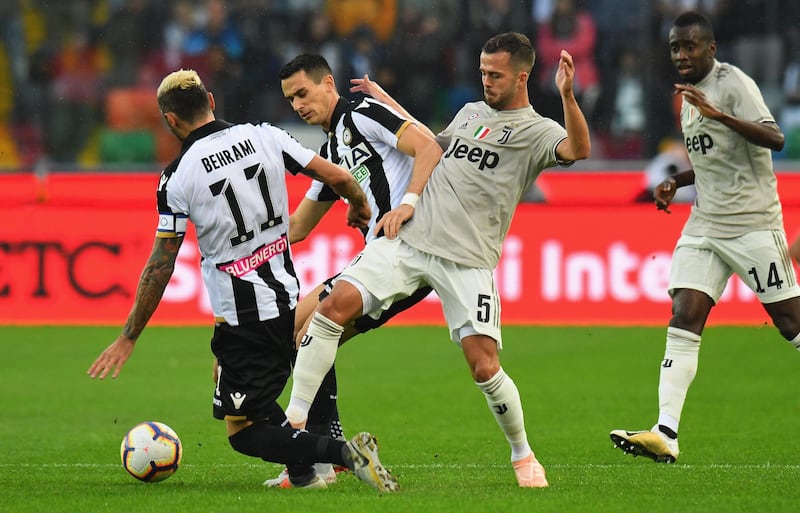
[120,421,182,482]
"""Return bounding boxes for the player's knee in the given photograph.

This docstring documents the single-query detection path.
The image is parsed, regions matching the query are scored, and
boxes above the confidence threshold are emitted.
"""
[462,334,501,382]
[468,355,500,382]
[473,365,499,383]
[317,282,363,324]
[764,299,800,340]
[670,293,712,333]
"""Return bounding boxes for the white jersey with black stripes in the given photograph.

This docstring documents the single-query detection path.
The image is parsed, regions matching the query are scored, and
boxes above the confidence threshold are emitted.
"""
[306,97,415,243]
[157,119,317,325]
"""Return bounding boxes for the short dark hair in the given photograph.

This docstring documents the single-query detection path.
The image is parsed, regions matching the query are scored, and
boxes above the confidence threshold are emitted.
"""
[673,11,715,42]
[279,54,333,82]
[156,69,211,123]
[482,32,535,72]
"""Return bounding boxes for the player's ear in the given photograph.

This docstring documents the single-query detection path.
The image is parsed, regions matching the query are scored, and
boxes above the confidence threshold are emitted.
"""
[208,91,216,111]
[162,111,179,130]
[324,73,336,91]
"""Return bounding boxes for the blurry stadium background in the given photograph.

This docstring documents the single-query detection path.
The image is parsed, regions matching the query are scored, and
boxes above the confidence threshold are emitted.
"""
[4,0,800,327]
[2,0,800,170]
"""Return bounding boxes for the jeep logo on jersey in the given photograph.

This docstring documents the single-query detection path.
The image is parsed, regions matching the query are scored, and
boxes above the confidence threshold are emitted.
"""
[443,138,499,171]
[685,133,714,155]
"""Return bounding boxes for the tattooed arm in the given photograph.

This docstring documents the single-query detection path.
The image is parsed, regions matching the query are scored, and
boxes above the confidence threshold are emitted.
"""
[88,236,183,379]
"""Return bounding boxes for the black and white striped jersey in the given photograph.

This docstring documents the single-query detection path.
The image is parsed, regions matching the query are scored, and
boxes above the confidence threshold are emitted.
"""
[305,97,414,243]
[156,120,317,325]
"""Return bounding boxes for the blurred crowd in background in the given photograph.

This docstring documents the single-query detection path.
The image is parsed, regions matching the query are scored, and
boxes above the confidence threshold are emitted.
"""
[1,0,800,172]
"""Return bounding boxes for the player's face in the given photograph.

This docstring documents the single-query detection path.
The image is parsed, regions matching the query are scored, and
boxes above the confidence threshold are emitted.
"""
[669,25,716,84]
[479,51,522,110]
[281,71,335,129]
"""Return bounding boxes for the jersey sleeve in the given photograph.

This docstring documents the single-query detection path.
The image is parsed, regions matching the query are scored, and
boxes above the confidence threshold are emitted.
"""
[155,165,189,238]
[728,70,774,123]
[435,112,460,150]
[532,119,571,170]
[351,99,410,148]
[265,123,317,175]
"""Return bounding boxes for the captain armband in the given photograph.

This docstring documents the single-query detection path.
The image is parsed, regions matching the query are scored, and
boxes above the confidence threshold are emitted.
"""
[156,212,188,237]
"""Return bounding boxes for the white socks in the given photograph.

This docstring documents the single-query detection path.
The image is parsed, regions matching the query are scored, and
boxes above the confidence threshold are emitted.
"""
[476,368,532,461]
[286,312,343,427]
[657,326,701,435]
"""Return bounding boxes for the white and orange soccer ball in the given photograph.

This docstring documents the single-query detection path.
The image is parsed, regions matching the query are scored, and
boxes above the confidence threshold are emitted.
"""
[120,421,182,482]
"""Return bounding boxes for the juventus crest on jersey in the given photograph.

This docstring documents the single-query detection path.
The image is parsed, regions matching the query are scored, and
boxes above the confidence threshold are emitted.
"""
[156,120,318,326]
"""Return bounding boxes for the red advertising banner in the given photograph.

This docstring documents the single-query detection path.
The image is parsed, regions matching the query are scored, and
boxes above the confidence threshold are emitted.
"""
[3,172,800,326]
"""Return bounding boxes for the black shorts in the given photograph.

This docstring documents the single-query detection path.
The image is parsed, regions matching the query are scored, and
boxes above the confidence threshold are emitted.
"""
[211,312,294,421]
[319,274,433,333]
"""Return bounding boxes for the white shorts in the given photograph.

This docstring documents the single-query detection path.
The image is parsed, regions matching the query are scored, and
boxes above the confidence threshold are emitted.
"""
[669,230,800,304]
[339,237,502,347]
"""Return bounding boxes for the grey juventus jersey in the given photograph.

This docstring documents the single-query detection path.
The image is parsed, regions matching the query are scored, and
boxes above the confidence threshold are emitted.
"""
[305,97,414,243]
[157,120,317,325]
[400,101,568,269]
[681,60,783,238]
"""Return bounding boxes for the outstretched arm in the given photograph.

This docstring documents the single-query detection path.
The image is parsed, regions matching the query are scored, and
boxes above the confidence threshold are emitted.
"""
[88,236,182,379]
[554,50,591,162]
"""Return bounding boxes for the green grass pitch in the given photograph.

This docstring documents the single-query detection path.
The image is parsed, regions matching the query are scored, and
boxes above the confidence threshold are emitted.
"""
[1,324,799,512]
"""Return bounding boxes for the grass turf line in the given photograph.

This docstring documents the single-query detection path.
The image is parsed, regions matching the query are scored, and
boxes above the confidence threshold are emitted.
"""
[1,325,799,512]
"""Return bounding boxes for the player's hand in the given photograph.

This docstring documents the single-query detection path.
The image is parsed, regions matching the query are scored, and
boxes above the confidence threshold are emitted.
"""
[87,335,136,379]
[375,204,414,239]
[345,201,371,229]
[555,50,576,97]
[350,74,387,102]
[653,177,677,214]
[673,84,722,120]
[212,357,219,383]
